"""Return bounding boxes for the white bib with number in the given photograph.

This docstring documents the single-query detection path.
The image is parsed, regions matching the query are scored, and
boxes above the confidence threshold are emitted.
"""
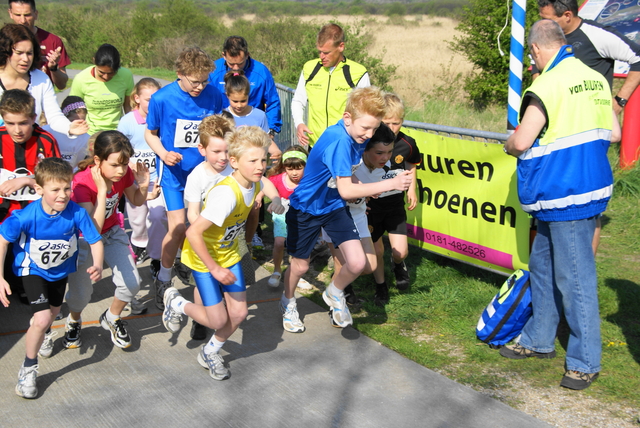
[131,149,157,176]
[29,235,77,269]
[174,119,202,149]
[0,168,39,201]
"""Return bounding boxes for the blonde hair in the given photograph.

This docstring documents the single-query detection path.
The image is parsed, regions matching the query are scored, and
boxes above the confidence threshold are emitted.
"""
[175,46,214,76]
[129,77,161,109]
[199,114,235,148]
[345,86,386,121]
[383,92,405,121]
[226,126,270,160]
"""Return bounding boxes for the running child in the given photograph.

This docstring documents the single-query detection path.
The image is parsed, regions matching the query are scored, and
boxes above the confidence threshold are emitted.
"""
[42,96,90,170]
[281,86,412,333]
[183,114,234,340]
[266,145,307,288]
[161,126,283,380]
[321,123,397,305]
[223,70,280,250]
[0,157,104,399]
[370,92,422,298]
[145,46,222,309]
[63,130,150,349]
[118,78,165,277]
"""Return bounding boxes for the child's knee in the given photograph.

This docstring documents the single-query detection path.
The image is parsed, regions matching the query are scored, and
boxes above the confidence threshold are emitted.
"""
[31,311,52,331]
[230,306,248,324]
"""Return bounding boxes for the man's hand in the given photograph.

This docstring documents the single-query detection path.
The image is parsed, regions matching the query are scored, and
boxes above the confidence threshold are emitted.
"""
[296,123,312,146]
[45,47,62,69]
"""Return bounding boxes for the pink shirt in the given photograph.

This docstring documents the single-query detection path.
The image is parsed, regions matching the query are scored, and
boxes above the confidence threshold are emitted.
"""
[72,166,134,234]
[269,172,296,200]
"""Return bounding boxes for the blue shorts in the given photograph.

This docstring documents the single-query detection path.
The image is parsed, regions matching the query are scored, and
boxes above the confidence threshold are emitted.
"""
[286,206,359,259]
[162,187,185,211]
[192,262,246,307]
[157,162,186,211]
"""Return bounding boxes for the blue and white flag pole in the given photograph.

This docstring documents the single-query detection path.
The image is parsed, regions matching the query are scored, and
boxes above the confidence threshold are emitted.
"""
[507,0,527,132]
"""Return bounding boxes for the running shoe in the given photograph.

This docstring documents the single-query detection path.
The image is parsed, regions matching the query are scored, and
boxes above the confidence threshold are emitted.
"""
[149,259,161,278]
[322,288,353,328]
[392,258,410,291]
[280,300,305,333]
[130,297,147,315]
[38,329,57,358]
[296,278,313,290]
[190,321,207,341]
[99,310,131,349]
[162,287,183,334]
[63,316,82,349]
[154,276,172,310]
[197,345,230,380]
[267,272,281,288]
[251,234,264,249]
[174,259,192,285]
[374,282,390,307]
[132,245,150,265]
[15,364,38,399]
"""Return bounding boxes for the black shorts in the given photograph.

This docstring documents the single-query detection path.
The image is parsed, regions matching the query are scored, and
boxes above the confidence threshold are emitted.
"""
[22,275,67,314]
[368,194,408,242]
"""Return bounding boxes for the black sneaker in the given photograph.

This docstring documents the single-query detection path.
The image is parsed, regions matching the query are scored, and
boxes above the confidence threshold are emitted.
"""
[174,259,192,285]
[63,316,82,349]
[132,245,150,265]
[190,321,207,341]
[149,259,161,278]
[499,344,556,359]
[392,259,410,291]
[560,370,599,390]
[374,282,389,307]
[99,310,131,349]
[344,284,358,306]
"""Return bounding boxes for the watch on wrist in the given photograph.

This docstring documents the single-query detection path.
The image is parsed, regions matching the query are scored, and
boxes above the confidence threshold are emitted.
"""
[615,96,628,108]
[49,64,58,72]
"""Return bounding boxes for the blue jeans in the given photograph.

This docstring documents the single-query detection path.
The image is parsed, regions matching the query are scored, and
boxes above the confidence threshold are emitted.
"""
[519,217,601,374]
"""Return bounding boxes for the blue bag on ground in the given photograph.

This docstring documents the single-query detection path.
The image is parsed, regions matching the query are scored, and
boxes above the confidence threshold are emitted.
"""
[476,269,532,347]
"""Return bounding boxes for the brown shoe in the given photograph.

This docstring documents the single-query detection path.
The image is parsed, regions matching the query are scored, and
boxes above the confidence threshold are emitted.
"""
[499,343,556,359]
[560,370,599,390]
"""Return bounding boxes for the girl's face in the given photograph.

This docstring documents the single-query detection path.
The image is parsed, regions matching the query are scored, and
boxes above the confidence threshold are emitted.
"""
[134,87,158,117]
[230,146,266,188]
[363,142,394,169]
[285,166,303,184]
[198,136,229,173]
[96,152,128,183]
[94,65,116,83]
[227,91,250,116]
[67,109,87,122]
[9,40,34,75]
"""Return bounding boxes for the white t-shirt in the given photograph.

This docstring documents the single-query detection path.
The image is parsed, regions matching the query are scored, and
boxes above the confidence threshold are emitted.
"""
[184,162,233,205]
[201,177,260,227]
[41,125,89,170]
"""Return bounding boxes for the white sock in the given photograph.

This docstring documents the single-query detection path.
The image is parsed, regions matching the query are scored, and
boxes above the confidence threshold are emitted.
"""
[158,265,172,282]
[68,314,81,323]
[281,295,295,307]
[170,295,188,315]
[106,309,120,323]
[329,282,343,297]
[204,336,225,355]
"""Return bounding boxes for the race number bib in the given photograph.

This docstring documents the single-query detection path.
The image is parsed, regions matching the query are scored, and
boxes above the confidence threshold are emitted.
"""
[174,119,201,149]
[221,220,245,242]
[29,235,77,270]
[131,149,157,176]
[0,167,39,201]
[105,193,119,220]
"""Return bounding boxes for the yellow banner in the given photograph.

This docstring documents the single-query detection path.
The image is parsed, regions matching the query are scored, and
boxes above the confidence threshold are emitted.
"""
[403,128,530,274]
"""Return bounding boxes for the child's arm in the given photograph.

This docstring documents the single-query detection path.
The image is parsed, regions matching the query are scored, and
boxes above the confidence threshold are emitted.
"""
[185,216,237,285]
[144,129,183,167]
[186,201,201,225]
[259,177,284,214]
[0,176,36,198]
[406,164,418,211]
[123,162,150,207]
[336,171,412,201]
[87,240,104,282]
[81,166,109,233]
[0,236,11,307]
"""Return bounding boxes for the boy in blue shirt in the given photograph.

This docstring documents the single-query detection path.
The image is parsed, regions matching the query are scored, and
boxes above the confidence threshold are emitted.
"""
[0,157,104,399]
[144,46,223,309]
[281,86,412,333]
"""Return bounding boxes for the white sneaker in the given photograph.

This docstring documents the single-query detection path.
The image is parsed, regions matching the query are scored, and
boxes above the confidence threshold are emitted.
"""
[251,235,264,249]
[296,278,312,290]
[268,272,281,288]
[322,289,353,328]
[197,345,230,380]
[280,300,305,333]
[16,364,38,399]
[38,330,57,358]
[162,287,183,334]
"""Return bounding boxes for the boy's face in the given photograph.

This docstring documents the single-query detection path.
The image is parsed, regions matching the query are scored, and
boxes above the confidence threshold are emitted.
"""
[198,136,229,173]
[3,112,36,143]
[382,116,403,137]
[364,142,394,170]
[36,179,71,215]
[178,72,210,97]
[230,147,266,186]
[343,112,381,145]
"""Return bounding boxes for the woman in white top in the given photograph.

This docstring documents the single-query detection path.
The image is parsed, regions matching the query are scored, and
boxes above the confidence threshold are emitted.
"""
[0,24,87,136]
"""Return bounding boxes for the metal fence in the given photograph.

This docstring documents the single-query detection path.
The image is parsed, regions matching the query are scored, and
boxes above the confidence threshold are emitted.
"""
[274,83,509,148]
